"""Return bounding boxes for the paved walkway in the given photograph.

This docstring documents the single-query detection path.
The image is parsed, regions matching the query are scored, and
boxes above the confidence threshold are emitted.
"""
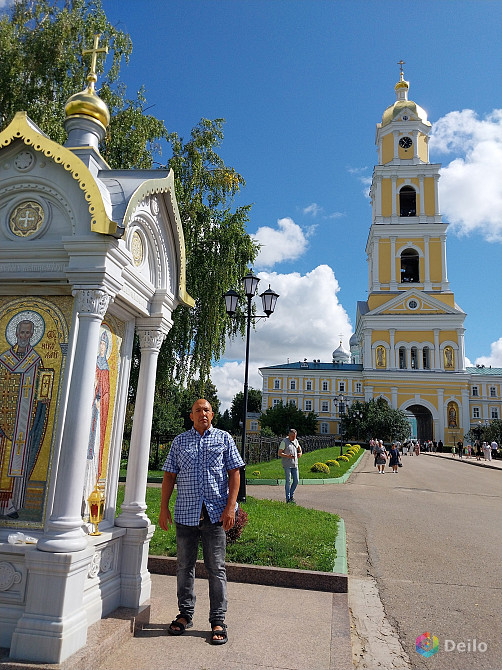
[95,573,353,670]
[422,451,502,469]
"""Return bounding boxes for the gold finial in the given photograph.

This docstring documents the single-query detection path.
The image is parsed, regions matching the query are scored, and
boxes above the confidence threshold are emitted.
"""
[82,34,109,92]
[397,59,406,80]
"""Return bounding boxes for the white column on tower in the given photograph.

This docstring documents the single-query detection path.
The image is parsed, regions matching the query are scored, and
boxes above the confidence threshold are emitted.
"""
[440,234,449,288]
[116,326,166,528]
[391,177,397,217]
[433,328,441,371]
[389,329,396,369]
[390,236,397,288]
[434,174,440,215]
[38,288,111,553]
[424,234,431,289]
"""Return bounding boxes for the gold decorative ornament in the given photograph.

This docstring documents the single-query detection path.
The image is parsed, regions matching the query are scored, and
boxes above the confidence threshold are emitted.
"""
[88,484,105,535]
[9,201,44,237]
[131,231,144,267]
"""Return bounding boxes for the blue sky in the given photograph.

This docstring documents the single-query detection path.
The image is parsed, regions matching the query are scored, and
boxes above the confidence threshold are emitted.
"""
[102,1,500,407]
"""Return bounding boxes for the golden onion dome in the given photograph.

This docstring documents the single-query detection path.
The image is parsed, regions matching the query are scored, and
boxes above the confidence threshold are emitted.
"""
[65,72,110,130]
[381,99,430,127]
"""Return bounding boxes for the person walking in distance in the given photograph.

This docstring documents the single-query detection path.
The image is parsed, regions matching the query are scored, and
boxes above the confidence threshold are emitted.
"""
[278,429,302,503]
[389,443,401,473]
[159,399,244,645]
[375,441,387,474]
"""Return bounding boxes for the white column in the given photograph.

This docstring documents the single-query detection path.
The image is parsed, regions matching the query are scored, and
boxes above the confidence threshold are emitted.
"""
[433,329,441,371]
[390,236,397,288]
[458,328,466,372]
[116,327,165,528]
[418,175,425,218]
[437,388,445,441]
[440,234,449,288]
[373,237,380,289]
[389,329,396,369]
[375,176,382,220]
[39,289,111,553]
[424,234,431,289]
[391,387,398,409]
[363,329,372,369]
[391,177,397,217]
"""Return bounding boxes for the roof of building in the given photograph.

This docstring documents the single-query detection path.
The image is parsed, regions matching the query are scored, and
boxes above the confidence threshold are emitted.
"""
[260,361,364,371]
[466,366,502,376]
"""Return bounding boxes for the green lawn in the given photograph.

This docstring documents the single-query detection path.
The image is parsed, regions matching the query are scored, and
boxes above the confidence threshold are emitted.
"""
[116,487,339,572]
[247,444,364,479]
[120,444,364,481]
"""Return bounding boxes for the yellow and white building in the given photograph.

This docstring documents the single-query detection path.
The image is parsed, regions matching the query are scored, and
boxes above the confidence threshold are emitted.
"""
[260,71,501,443]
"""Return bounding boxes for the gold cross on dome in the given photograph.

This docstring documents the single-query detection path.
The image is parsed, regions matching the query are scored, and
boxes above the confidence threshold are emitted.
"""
[397,59,405,77]
[82,34,108,90]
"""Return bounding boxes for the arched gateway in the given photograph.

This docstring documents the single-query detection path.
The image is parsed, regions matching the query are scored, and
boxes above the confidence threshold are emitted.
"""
[405,404,434,442]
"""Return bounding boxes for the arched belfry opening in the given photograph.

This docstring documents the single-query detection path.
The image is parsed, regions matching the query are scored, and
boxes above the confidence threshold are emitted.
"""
[400,248,419,283]
[406,404,434,442]
[399,185,416,217]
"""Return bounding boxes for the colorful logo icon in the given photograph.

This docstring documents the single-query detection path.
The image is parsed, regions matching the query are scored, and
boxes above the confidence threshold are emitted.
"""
[416,632,439,657]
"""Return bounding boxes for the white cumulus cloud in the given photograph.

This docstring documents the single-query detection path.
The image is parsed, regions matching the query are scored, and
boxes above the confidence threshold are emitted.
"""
[212,265,353,411]
[252,217,308,268]
[474,337,502,368]
[430,109,502,241]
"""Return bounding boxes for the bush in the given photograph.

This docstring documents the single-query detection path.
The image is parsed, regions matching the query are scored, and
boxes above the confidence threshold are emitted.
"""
[226,506,249,544]
[252,471,261,477]
[326,459,340,467]
[339,455,350,462]
[310,462,330,474]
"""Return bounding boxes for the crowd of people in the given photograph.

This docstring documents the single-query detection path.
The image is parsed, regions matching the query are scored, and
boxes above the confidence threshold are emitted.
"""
[369,436,499,472]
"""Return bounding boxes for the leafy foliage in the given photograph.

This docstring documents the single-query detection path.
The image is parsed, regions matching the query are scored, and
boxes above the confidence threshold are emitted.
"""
[230,388,262,430]
[259,401,318,436]
[341,398,411,443]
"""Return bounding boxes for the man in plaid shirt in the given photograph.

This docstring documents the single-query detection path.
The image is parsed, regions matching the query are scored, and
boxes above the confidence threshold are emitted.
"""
[159,398,243,645]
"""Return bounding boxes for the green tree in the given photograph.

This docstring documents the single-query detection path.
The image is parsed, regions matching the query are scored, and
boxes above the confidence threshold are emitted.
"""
[342,397,410,443]
[260,401,318,437]
[230,388,262,431]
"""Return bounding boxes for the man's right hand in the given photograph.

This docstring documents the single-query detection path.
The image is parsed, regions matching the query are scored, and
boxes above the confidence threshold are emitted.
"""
[158,507,172,531]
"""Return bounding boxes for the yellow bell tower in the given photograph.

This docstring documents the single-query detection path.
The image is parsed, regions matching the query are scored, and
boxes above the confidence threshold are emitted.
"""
[351,63,469,441]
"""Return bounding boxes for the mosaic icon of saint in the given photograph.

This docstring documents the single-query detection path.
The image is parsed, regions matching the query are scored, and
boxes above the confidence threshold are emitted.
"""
[83,328,111,519]
[0,316,53,519]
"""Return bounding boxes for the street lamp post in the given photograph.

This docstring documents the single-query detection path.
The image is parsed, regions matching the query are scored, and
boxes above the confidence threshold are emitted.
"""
[334,393,350,456]
[224,272,279,501]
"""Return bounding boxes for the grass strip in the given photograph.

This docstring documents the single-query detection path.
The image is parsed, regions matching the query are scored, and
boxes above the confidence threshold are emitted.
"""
[120,445,364,481]
[116,487,339,572]
[248,445,364,480]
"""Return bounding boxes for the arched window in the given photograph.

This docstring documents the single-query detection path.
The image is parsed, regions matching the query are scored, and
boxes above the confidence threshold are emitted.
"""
[411,346,418,369]
[400,248,419,283]
[399,186,416,217]
[399,347,407,369]
[423,347,431,369]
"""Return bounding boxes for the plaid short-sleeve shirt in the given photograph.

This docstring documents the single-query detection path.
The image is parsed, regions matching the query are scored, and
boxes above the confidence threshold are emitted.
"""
[162,426,244,526]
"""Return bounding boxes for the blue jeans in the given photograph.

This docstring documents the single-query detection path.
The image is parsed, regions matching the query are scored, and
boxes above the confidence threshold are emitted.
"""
[175,516,227,624]
[284,467,299,501]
